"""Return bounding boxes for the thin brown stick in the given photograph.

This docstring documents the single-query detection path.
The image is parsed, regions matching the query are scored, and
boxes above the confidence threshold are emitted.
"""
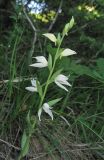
[23,7,37,59]
[0,77,34,84]
[0,138,20,151]
[23,7,37,32]
[48,0,63,32]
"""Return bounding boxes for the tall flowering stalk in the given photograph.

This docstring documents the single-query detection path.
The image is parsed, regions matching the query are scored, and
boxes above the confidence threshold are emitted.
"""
[26,17,77,120]
[19,17,77,160]
[36,18,76,120]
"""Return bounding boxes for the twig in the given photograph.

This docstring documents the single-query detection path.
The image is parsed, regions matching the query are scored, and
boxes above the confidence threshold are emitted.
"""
[29,32,37,64]
[23,7,37,32]
[5,127,21,159]
[60,115,71,126]
[0,77,34,84]
[0,138,20,151]
[43,0,63,52]
[48,0,63,32]
[23,7,37,59]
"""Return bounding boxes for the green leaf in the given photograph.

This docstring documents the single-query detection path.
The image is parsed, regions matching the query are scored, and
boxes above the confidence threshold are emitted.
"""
[50,69,63,83]
[26,111,31,125]
[21,130,27,149]
[57,33,61,45]
[48,54,52,71]
[22,141,29,157]
[47,44,63,58]
[56,48,64,60]
[20,131,30,157]
[96,58,104,77]
[68,16,75,29]
[93,70,103,79]
[70,61,92,76]
[36,80,43,98]
[26,111,34,134]
[63,16,74,36]
[48,98,62,107]
[26,111,32,133]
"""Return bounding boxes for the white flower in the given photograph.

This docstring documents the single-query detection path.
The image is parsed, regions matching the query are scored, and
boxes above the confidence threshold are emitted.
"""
[43,33,57,43]
[25,79,37,92]
[55,74,71,92]
[61,48,76,57]
[30,56,48,68]
[38,103,53,121]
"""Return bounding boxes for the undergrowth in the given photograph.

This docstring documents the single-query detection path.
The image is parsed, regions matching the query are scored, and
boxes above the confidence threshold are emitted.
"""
[0,1,104,160]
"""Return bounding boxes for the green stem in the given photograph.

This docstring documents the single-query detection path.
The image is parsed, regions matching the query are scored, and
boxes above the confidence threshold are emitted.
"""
[38,35,64,109]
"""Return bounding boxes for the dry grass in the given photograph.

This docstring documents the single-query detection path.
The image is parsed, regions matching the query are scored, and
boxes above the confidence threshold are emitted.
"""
[0,118,102,160]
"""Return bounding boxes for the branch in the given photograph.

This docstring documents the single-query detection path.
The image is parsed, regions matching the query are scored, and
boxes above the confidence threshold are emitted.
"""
[23,7,37,59]
[23,7,37,32]
[0,138,20,150]
[48,0,63,32]
[43,0,63,48]
[0,77,34,84]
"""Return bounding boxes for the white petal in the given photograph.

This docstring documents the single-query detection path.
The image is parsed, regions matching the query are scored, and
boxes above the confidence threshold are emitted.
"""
[61,49,76,57]
[30,56,48,68]
[55,74,68,81]
[35,56,48,65]
[31,79,36,87]
[29,63,47,68]
[38,108,42,121]
[12,78,22,83]
[43,33,57,43]
[61,80,71,87]
[55,80,68,92]
[43,103,53,120]
[25,86,37,92]
[55,74,71,87]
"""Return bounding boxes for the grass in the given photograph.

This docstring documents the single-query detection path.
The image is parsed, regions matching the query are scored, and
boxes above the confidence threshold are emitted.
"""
[0,74,104,159]
[0,5,104,160]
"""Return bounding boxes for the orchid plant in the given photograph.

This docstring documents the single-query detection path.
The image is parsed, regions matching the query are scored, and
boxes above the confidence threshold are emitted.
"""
[19,17,77,159]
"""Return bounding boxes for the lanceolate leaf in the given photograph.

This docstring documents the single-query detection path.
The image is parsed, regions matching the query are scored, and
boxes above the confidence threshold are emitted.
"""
[96,58,104,77]
[68,16,74,30]
[48,97,62,107]
[21,130,27,150]
[26,111,31,126]
[36,80,43,98]
[47,44,63,59]
[57,33,61,45]
[20,131,30,157]
[48,54,52,71]
[50,69,63,83]
[47,44,57,56]
[63,16,74,36]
